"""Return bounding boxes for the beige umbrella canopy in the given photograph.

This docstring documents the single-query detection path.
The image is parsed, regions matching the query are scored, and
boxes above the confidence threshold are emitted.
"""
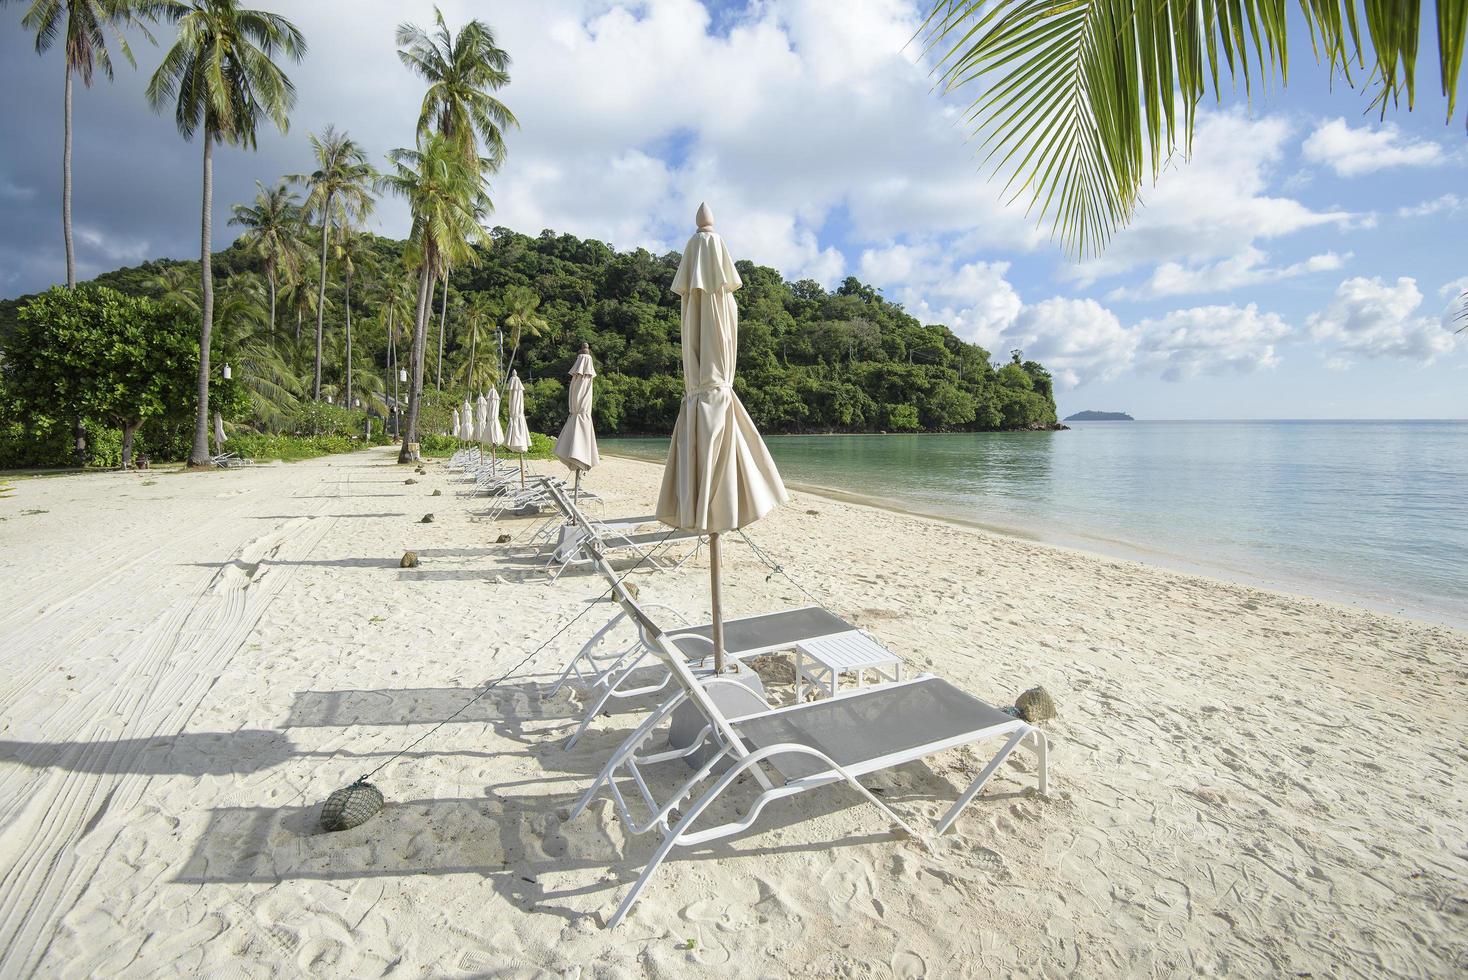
[505,370,531,486]
[487,385,505,472]
[656,202,788,671]
[554,343,600,497]
[475,392,489,444]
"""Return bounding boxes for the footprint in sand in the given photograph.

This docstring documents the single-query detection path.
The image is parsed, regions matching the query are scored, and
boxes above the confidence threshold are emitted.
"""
[820,855,877,915]
[891,949,927,978]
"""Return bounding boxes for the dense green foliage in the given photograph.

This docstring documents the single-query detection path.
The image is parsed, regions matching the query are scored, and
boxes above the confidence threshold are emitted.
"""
[0,225,1058,469]
[0,284,243,468]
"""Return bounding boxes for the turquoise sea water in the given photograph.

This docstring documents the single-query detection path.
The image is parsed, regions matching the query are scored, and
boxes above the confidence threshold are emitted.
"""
[607,421,1468,628]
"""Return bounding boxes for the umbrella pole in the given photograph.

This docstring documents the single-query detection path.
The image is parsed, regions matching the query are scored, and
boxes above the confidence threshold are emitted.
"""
[709,531,725,674]
[573,469,581,506]
[519,453,526,489]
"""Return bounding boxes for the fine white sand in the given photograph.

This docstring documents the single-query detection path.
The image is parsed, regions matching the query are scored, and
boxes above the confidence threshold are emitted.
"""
[0,447,1462,977]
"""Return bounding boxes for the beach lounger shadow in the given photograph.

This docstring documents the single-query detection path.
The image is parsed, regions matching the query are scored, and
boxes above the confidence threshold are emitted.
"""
[174,780,916,922]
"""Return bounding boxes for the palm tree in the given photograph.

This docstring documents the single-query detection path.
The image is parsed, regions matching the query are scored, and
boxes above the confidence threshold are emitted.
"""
[6,0,158,288]
[292,126,376,401]
[334,229,376,406]
[398,9,517,398]
[454,290,497,392]
[147,0,304,467]
[229,179,303,333]
[501,284,546,383]
[395,6,518,170]
[919,2,1468,257]
[380,134,489,463]
[142,262,200,311]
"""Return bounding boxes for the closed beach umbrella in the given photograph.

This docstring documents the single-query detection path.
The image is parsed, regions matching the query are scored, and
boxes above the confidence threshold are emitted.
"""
[461,397,474,442]
[475,392,489,444]
[554,343,600,501]
[487,385,505,472]
[450,405,462,439]
[656,203,788,672]
[213,413,226,454]
[506,370,531,486]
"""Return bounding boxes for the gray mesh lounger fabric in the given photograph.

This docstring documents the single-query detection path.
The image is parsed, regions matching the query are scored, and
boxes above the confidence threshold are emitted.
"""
[734,677,1015,782]
[670,607,854,659]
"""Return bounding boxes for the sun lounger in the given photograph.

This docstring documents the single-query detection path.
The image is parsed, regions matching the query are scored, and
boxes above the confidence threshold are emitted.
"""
[534,480,695,580]
[565,558,1049,928]
[554,603,866,748]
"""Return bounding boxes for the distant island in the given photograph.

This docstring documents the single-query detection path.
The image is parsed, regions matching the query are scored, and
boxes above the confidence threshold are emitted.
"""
[1064,410,1134,421]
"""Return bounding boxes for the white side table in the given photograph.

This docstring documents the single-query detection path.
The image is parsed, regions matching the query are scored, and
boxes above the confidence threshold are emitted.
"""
[794,631,903,700]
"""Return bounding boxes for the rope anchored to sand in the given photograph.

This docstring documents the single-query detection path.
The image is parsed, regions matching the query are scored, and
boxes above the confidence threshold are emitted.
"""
[318,529,680,832]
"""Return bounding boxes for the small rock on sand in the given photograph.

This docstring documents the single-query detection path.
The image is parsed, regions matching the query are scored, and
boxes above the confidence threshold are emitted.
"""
[405,478,418,485]
[1015,686,1056,723]
[420,514,434,524]
[495,533,512,543]
[400,551,419,568]
[431,489,442,496]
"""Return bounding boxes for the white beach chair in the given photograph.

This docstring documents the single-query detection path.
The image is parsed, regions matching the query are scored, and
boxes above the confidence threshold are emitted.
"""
[537,486,700,581]
[566,566,1049,928]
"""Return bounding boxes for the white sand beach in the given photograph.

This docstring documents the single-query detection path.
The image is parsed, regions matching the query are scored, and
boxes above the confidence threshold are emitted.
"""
[0,448,1463,977]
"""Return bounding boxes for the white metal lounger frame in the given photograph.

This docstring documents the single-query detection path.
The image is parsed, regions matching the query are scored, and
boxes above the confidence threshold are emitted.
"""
[539,482,699,582]
[565,553,1049,928]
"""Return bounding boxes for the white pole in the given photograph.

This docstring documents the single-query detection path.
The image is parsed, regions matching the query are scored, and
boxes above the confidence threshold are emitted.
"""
[709,531,725,674]
[573,469,582,506]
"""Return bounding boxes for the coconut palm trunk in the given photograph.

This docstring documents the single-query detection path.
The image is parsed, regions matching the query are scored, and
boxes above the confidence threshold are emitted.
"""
[344,266,353,405]
[189,136,215,467]
[62,63,76,289]
[398,264,434,463]
[313,191,332,400]
[436,267,449,390]
[267,265,277,334]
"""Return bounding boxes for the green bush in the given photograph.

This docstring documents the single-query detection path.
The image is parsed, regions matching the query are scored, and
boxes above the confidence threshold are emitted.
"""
[289,402,371,438]
[228,432,388,462]
[419,430,555,459]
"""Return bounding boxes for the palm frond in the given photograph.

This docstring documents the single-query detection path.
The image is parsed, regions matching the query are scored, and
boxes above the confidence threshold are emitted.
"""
[921,1,1468,257]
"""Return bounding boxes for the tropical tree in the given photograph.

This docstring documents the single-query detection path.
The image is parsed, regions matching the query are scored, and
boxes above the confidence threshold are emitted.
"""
[142,262,199,311]
[395,6,518,170]
[334,228,376,406]
[146,0,305,466]
[5,0,158,288]
[397,7,517,395]
[380,134,489,463]
[4,284,198,468]
[920,2,1468,257]
[229,178,304,332]
[501,284,547,382]
[453,290,498,392]
[292,126,376,401]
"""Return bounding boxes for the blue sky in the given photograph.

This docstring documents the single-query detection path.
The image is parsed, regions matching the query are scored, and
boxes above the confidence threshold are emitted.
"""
[1,0,1463,418]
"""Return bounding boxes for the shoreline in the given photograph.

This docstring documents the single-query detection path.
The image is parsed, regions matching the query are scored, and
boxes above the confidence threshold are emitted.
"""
[603,447,1468,634]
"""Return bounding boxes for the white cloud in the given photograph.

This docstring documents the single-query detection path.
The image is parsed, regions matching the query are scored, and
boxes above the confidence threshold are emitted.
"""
[1397,193,1465,218]
[1134,304,1290,381]
[1302,118,1448,177]
[1307,276,1459,362]
[1107,247,1349,300]
[1065,111,1358,287]
[858,240,1022,347]
[1000,298,1135,388]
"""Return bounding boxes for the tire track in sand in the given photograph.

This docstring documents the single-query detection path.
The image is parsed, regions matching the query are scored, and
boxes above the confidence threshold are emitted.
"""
[0,503,340,977]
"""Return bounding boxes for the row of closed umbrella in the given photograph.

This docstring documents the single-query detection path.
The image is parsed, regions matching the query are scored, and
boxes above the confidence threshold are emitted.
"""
[451,376,528,454]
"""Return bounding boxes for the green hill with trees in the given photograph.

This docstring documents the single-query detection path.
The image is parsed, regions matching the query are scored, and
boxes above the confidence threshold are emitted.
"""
[0,225,1058,469]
